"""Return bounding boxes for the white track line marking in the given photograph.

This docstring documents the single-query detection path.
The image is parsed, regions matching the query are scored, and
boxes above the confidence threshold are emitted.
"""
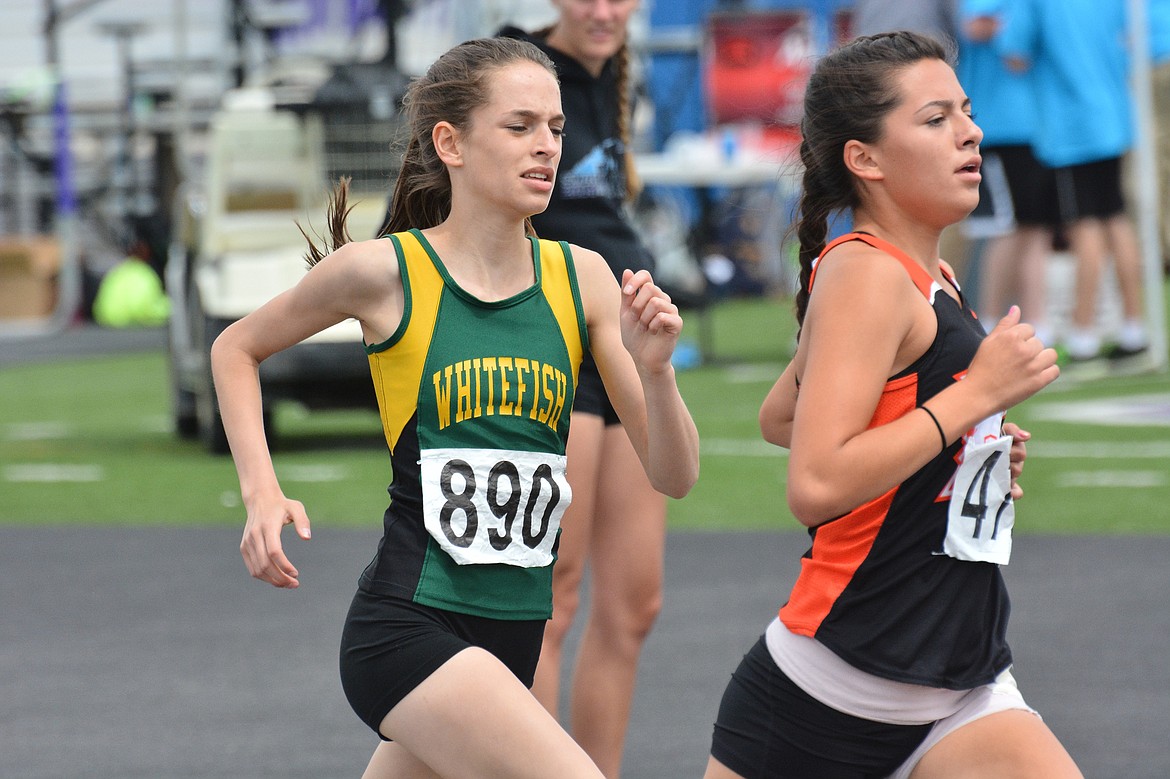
[3,464,105,482]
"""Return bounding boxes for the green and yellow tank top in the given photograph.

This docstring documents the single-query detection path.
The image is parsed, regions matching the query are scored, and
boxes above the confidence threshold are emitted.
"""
[359,228,588,620]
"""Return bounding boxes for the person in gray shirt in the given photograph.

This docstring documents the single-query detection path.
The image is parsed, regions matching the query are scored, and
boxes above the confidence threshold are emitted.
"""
[851,0,959,43]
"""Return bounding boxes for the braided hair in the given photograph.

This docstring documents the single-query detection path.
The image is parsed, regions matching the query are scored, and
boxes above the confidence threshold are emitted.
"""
[792,31,951,333]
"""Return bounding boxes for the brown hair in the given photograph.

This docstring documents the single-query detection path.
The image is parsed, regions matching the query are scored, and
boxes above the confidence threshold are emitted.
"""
[613,40,641,199]
[791,31,951,332]
[301,36,557,266]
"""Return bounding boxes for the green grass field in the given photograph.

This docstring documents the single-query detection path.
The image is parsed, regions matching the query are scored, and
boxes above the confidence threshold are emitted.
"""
[2,293,1169,533]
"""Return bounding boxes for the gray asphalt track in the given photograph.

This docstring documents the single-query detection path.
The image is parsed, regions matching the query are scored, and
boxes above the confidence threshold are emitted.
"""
[0,324,168,366]
[2,526,1168,778]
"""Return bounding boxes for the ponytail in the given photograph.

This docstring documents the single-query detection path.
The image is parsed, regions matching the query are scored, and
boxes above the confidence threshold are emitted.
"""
[299,177,356,268]
[381,133,452,236]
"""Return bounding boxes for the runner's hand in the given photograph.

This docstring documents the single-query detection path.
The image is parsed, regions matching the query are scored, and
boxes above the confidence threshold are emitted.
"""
[619,269,681,374]
[239,493,312,589]
[967,306,1060,410]
[1002,421,1031,500]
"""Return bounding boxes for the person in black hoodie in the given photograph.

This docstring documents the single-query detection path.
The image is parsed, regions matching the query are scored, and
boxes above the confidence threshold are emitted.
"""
[500,3,663,777]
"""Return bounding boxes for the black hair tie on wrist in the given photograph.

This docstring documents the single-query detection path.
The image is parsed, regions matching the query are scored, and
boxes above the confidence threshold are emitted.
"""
[920,405,947,455]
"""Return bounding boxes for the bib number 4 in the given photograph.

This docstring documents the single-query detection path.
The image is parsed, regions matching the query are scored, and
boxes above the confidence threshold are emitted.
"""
[943,414,1014,565]
[958,449,1012,540]
[422,447,570,567]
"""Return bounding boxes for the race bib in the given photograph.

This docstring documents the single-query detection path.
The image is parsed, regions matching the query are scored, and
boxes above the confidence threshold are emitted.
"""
[420,447,570,567]
[943,413,1014,565]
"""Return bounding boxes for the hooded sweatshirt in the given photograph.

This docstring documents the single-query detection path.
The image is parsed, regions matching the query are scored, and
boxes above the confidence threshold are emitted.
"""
[499,25,654,278]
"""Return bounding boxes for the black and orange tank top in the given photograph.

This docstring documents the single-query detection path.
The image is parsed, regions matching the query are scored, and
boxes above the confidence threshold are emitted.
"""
[780,232,1013,690]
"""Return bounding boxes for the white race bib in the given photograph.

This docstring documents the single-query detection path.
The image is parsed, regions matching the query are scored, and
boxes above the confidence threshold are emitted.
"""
[943,413,1014,565]
[420,447,570,567]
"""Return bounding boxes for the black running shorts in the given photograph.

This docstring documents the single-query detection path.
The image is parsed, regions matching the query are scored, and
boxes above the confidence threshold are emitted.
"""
[710,636,933,778]
[339,589,545,738]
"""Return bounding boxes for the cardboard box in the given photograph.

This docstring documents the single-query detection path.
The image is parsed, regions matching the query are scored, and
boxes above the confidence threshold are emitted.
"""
[0,235,60,320]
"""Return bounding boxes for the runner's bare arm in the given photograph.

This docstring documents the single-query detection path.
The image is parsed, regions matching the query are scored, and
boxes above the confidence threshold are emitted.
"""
[788,246,1058,526]
[760,360,798,448]
[212,239,403,587]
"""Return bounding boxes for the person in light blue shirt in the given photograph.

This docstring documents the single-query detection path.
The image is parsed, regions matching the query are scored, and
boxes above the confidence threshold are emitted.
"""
[1150,0,1170,63]
[958,0,1033,149]
[958,0,1056,345]
[999,0,1149,360]
[998,0,1131,167]
[1147,0,1170,269]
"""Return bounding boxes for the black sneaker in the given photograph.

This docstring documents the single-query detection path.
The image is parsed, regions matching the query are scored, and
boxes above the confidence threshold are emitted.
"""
[1102,342,1149,360]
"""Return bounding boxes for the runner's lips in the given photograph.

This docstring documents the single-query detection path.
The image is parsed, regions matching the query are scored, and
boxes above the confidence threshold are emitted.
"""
[522,167,555,184]
[957,157,982,174]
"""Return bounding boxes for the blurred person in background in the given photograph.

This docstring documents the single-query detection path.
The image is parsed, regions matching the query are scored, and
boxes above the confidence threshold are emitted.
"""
[498,3,665,776]
[851,0,960,42]
[91,221,171,328]
[703,31,1078,779]
[1000,0,1150,361]
[213,36,698,778]
[957,0,1057,344]
[1138,0,1170,276]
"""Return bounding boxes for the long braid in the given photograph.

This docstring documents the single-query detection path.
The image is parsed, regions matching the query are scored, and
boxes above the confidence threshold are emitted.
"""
[792,141,828,333]
[613,42,641,201]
